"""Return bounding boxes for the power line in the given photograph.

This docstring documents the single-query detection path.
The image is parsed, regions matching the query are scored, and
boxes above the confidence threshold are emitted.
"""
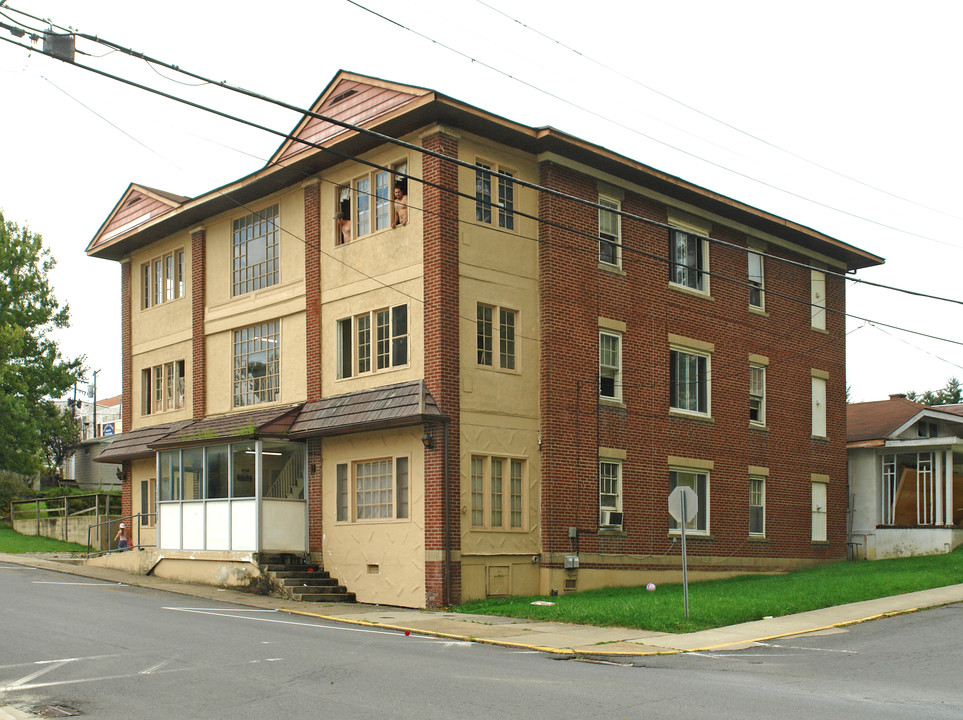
[474,0,963,224]
[343,0,959,248]
[1,27,961,353]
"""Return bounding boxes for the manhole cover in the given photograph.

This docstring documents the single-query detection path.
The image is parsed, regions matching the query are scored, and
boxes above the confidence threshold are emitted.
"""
[33,704,83,717]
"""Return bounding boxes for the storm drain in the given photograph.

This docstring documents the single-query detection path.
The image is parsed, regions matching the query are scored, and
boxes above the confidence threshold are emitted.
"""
[32,704,83,717]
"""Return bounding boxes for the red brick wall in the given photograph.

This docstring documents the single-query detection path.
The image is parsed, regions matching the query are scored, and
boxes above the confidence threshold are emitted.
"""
[304,180,322,402]
[307,438,323,554]
[537,160,847,572]
[191,227,207,420]
[422,131,461,607]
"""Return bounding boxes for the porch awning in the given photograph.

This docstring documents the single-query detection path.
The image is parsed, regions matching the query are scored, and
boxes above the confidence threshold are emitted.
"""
[148,404,304,450]
[288,380,446,438]
[93,420,193,463]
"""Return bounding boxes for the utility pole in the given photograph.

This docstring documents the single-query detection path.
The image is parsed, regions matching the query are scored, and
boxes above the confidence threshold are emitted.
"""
[91,369,99,438]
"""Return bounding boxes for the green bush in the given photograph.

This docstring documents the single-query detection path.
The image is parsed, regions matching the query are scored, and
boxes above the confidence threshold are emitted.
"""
[0,474,34,520]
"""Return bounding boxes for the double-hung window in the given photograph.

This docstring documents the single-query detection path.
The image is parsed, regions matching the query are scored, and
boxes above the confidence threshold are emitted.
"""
[599,460,622,527]
[749,364,766,426]
[336,457,409,522]
[749,476,765,536]
[475,161,515,230]
[141,360,186,415]
[670,347,710,415]
[232,205,279,296]
[470,456,525,530]
[669,468,708,534]
[142,249,185,309]
[336,162,407,244]
[748,251,764,309]
[598,195,621,267]
[476,304,517,370]
[337,305,409,378]
[599,332,621,400]
[669,229,708,292]
[233,320,280,407]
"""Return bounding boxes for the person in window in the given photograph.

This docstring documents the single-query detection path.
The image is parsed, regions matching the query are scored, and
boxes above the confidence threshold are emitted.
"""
[113,522,130,551]
[335,212,351,244]
[391,184,408,228]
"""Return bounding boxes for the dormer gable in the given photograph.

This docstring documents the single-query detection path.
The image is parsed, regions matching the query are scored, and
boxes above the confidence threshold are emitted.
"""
[86,183,188,254]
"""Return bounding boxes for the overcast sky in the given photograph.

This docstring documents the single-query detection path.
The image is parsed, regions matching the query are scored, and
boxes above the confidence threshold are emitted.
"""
[1,0,960,404]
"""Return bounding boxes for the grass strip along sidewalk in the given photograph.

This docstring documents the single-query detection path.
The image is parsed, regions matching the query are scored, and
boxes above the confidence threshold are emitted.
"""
[0,526,87,554]
[456,548,963,633]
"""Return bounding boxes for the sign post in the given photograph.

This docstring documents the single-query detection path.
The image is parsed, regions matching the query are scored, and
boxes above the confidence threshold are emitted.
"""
[668,485,698,620]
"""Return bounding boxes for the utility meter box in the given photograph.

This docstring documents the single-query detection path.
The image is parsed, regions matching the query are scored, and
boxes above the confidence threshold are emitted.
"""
[563,554,579,569]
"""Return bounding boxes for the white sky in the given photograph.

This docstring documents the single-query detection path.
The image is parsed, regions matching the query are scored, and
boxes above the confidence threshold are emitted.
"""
[0,0,960,404]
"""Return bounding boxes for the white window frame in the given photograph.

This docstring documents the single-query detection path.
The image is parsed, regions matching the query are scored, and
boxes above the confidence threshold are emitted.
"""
[749,476,765,536]
[336,162,408,244]
[475,160,516,231]
[142,248,185,309]
[669,467,709,535]
[470,455,525,531]
[599,331,622,401]
[811,374,827,437]
[748,250,764,309]
[749,364,766,426]
[811,267,826,330]
[670,346,710,416]
[811,481,827,542]
[337,304,409,379]
[232,320,281,408]
[141,360,185,416]
[232,204,279,296]
[598,195,621,267]
[476,303,518,371]
[669,229,709,293]
[599,459,622,527]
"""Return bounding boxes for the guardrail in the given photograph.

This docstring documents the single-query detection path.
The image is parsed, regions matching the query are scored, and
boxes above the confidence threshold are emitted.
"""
[86,512,156,558]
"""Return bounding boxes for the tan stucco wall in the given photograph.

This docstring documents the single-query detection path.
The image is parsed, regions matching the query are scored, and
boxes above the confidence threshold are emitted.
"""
[319,140,424,396]
[321,426,426,608]
[130,457,158,548]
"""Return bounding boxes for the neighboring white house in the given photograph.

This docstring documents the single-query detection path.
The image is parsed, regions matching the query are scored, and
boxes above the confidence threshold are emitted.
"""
[848,394,963,559]
[55,394,124,489]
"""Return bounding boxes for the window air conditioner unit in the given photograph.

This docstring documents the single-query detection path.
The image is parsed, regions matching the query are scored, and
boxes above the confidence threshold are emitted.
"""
[600,510,623,528]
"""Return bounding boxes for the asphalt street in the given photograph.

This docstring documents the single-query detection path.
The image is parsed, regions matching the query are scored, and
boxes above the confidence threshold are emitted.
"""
[1,563,960,719]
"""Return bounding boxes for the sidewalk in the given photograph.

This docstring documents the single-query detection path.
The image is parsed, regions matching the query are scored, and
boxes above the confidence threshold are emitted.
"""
[3,552,962,657]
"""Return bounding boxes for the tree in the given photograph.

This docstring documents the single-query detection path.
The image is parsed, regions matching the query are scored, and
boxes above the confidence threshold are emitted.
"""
[0,211,84,476]
[41,403,82,478]
[906,377,962,406]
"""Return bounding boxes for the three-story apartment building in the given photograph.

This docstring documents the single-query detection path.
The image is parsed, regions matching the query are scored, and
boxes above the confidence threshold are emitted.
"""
[90,71,883,608]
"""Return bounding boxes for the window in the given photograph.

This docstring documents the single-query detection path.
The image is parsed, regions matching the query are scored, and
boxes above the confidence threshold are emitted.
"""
[337,305,408,379]
[140,478,156,527]
[811,481,827,542]
[811,268,826,329]
[599,460,621,526]
[476,304,517,370]
[598,195,621,267]
[470,456,525,530]
[917,420,939,438]
[811,374,827,437]
[142,249,185,309]
[475,161,515,230]
[233,320,280,407]
[669,229,707,292]
[749,477,765,536]
[881,452,937,525]
[335,164,407,244]
[335,457,409,522]
[232,204,279,296]
[669,468,708,533]
[599,332,621,400]
[141,360,185,415]
[748,251,764,309]
[670,348,709,415]
[749,364,765,425]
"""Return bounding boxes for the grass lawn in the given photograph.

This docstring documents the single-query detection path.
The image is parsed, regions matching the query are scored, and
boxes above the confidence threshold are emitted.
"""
[0,526,88,554]
[455,549,963,633]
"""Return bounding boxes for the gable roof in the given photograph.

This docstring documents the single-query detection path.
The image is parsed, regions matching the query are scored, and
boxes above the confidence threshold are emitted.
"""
[86,70,884,271]
[847,396,925,443]
[87,183,189,254]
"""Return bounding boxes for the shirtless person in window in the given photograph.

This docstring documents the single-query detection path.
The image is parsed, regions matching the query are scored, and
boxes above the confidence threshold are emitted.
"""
[391,186,408,228]
[335,212,351,244]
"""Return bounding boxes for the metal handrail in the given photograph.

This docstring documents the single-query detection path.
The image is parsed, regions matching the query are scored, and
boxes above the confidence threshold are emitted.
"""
[85,512,156,559]
[9,492,120,543]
